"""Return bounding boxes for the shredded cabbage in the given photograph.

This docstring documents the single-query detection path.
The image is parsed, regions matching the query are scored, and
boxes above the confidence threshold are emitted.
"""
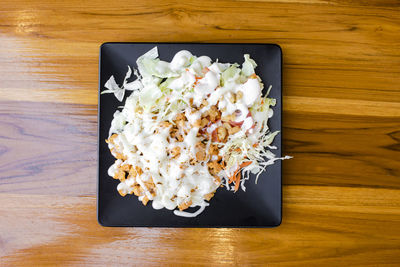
[221,64,240,86]
[241,54,257,76]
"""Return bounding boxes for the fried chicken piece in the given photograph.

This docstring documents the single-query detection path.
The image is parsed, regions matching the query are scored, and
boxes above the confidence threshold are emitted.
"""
[113,168,125,181]
[128,166,138,178]
[195,142,207,161]
[229,126,241,135]
[142,195,149,205]
[171,147,181,158]
[132,184,143,196]
[207,161,223,175]
[221,114,235,122]
[204,192,215,201]
[106,133,118,144]
[208,144,219,156]
[208,106,220,122]
[135,166,143,176]
[159,121,172,128]
[217,126,228,142]
[121,164,131,172]
[178,200,193,211]
[193,119,201,127]
[114,152,127,161]
[200,118,209,128]
[117,188,127,197]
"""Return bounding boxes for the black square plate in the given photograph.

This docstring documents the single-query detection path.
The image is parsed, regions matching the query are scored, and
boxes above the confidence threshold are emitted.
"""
[98,43,282,227]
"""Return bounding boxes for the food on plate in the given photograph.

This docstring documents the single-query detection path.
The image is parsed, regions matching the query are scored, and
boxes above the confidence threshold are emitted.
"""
[102,47,290,217]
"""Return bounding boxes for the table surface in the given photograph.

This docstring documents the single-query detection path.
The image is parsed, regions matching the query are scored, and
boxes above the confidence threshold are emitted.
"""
[1,0,399,265]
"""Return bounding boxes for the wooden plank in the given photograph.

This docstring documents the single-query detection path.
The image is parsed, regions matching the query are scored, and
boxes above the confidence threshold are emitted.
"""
[283,110,400,189]
[1,186,399,265]
[0,101,97,195]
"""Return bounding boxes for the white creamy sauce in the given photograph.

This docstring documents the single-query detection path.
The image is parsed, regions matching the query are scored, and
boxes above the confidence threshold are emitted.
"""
[184,128,199,153]
[239,78,262,107]
[105,47,281,218]
[197,56,212,68]
[207,121,222,134]
[173,204,209,218]
[109,111,126,136]
[194,71,219,97]
[242,117,254,131]
[168,71,195,91]
[170,50,193,71]
[268,108,274,118]
[233,103,249,122]
[208,62,229,73]
[185,110,201,125]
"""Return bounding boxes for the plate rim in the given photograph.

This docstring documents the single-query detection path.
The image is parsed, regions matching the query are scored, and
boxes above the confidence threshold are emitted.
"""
[97,42,283,228]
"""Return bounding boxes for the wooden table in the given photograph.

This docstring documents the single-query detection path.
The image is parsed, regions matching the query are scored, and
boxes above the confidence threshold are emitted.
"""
[1,0,399,265]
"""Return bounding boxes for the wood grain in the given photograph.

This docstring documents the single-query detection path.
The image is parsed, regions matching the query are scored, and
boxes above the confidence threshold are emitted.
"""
[0,0,400,265]
[2,186,400,266]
